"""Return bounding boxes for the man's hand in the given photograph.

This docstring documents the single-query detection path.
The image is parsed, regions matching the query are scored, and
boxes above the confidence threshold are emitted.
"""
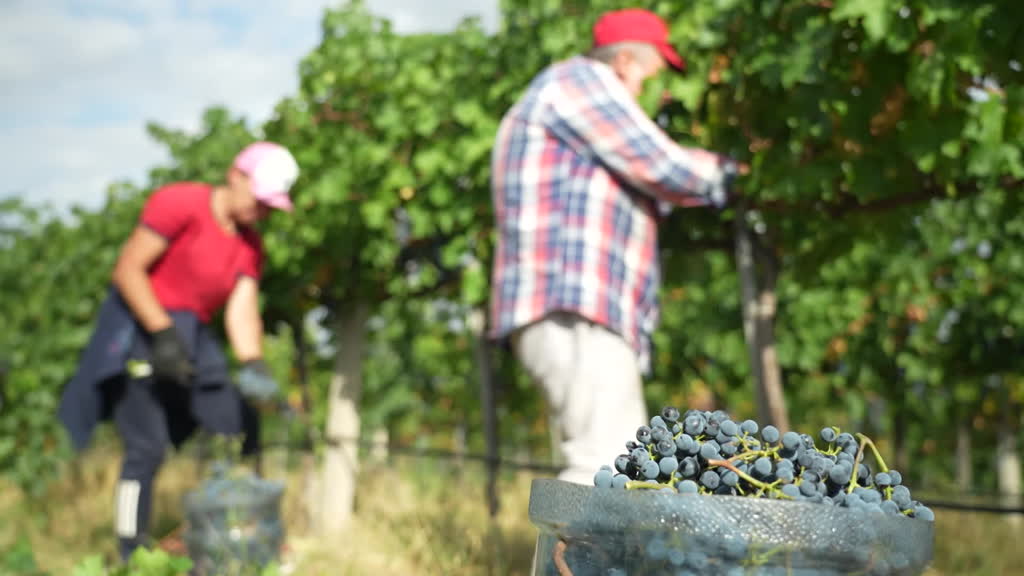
[149,326,193,387]
[236,359,279,402]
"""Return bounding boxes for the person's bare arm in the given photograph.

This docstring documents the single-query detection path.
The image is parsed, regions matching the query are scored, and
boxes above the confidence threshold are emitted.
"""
[111,227,173,332]
[224,275,263,362]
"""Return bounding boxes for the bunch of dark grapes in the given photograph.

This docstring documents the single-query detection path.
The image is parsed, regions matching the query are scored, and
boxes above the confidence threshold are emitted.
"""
[593,406,934,522]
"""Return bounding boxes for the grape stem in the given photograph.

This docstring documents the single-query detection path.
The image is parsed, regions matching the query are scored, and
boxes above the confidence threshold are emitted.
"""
[846,432,890,494]
[855,433,890,473]
[553,540,574,576]
[847,435,868,494]
[726,450,769,464]
[707,458,772,491]
[625,481,676,492]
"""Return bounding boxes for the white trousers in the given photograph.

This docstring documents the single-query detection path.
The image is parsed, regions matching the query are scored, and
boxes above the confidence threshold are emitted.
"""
[512,312,648,486]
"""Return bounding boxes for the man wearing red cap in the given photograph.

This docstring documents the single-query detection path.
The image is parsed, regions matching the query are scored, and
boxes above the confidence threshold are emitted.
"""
[58,141,299,559]
[488,9,738,485]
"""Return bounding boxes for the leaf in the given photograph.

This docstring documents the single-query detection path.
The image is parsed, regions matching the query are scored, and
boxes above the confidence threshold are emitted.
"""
[360,199,391,231]
[832,0,891,42]
[71,555,108,576]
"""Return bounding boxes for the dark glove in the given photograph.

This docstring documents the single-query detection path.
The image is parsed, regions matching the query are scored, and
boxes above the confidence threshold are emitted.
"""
[149,326,193,387]
[236,359,279,402]
[714,159,740,209]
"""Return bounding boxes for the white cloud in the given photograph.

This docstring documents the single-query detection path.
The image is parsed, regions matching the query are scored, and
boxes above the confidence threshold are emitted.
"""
[0,0,498,213]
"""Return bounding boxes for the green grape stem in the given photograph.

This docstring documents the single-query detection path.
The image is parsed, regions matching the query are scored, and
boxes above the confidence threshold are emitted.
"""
[625,481,675,492]
[726,450,769,464]
[855,433,890,473]
[846,432,891,494]
[707,458,772,491]
[847,435,869,494]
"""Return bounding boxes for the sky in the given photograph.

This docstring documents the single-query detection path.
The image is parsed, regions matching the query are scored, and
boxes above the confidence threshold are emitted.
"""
[0,0,499,213]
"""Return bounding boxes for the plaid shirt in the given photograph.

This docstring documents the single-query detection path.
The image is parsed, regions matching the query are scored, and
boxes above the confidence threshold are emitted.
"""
[488,56,730,374]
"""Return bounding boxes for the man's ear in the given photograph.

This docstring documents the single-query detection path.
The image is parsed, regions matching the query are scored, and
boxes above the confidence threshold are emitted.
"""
[226,166,247,187]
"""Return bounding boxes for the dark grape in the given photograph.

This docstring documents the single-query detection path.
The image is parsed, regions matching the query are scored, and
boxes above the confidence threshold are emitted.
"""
[659,456,679,477]
[761,425,780,444]
[891,485,912,507]
[720,420,739,437]
[914,505,935,521]
[684,415,705,436]
[799,481,818,497]
[645,537,668,560]
[829,464,850,485]
[800,434,816,450]
[662,406,681,424]
[677,479,698,494]
[652,426,672,444]
[820,427,838,444]
[704,419,721,437]
[880,500,900,515]
[641,460,660,480]
[699,470,720,490]
[781,431,801,450]
[594,466,614,488]
[775,468,795,484]
[679,457,699,478]
[614,454,630,474]
[699,442,720,461]
[675,434,697,455]
[753,457,772,477]
[636,425,653,445]
[688,551,709,570]
[650,415,668,430]
[740,419,759,435]
[656,438,676,457]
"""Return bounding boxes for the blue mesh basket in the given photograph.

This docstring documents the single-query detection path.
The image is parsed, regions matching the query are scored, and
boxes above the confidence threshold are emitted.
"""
[182,471,285,576]
[528,479,934,576]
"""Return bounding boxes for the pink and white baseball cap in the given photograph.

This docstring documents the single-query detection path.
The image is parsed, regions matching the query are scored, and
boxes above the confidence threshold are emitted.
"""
[233,141,299,212]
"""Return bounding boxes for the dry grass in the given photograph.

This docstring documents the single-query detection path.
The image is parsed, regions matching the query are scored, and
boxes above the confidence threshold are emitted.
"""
[1,440,1022,576]
[0,441,539,576]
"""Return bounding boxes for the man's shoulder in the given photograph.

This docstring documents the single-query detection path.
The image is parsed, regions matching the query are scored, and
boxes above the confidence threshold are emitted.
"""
[537,56,602,82]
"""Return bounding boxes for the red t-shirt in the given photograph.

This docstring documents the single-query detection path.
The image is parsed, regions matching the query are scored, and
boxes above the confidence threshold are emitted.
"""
[139,182,263,323]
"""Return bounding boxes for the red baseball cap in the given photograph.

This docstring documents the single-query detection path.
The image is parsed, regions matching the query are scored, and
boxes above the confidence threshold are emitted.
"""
[592,9,685,72]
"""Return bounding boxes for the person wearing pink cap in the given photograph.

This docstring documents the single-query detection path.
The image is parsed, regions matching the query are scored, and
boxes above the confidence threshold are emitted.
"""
[58,141,299,559]
[489,9,739,485]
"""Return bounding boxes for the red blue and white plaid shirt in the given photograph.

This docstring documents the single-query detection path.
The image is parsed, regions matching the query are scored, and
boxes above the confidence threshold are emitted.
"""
[488,56,731,373]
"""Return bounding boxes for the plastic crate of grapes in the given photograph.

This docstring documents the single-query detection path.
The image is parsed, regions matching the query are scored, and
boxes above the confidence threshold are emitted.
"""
[183,470,285,576]
[528,478,934,575]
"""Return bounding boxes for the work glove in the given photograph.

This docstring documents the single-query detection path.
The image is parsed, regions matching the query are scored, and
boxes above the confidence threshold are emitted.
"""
[236,359,279,402]
[149,326,193,387]
[709,158,740,210]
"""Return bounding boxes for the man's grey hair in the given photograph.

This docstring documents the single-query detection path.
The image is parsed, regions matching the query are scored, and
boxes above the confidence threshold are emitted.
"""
[586,42,662,67]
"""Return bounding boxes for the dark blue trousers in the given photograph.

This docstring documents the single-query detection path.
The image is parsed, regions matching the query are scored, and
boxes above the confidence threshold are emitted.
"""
[57,288,260,561]
[113,325,261,560]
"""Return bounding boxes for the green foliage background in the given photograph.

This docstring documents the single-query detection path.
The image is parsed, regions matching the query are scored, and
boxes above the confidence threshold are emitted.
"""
[0,0,1022,501]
